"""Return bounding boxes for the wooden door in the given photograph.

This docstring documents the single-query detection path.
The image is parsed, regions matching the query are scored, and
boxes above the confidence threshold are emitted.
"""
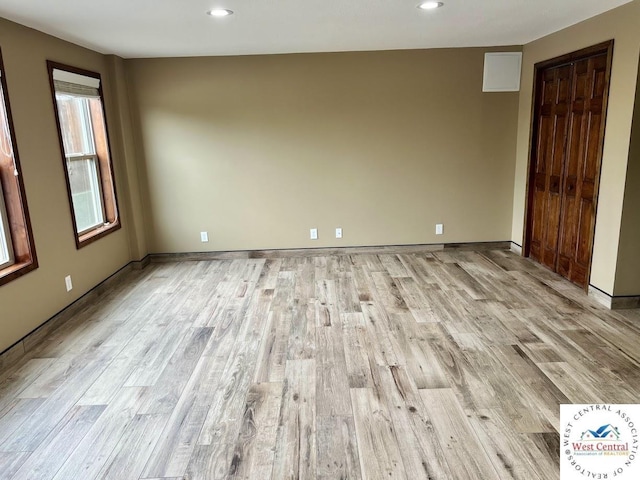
[525,41,613,289]
[529,64,573,270]
[557,53,609,286]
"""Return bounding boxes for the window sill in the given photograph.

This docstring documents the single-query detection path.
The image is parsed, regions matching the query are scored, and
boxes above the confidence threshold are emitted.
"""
[0,258,38,287]
[77,220,121,249]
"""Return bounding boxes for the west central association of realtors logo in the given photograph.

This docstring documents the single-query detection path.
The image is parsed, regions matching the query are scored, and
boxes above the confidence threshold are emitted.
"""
[580,423,620,441]
[561,404,640,479]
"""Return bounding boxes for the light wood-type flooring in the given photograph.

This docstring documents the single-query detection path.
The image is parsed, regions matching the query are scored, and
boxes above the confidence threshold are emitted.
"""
[1,247,639,480]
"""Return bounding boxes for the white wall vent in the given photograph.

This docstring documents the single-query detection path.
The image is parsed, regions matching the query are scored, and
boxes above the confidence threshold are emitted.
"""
[483,52,522,92]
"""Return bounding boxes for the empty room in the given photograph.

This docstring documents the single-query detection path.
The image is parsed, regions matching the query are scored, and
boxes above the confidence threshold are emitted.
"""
[0,0,639,479]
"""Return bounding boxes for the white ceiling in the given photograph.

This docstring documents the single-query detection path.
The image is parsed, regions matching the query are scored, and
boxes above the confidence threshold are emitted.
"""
[0,0,633,58]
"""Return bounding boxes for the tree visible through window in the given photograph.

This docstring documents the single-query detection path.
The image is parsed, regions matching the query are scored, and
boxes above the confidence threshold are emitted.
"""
[48,62,120,248]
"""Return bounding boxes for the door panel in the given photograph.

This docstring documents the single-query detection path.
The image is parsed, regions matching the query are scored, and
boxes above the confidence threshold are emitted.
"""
[557,53,608,287]
[530,65,572,271]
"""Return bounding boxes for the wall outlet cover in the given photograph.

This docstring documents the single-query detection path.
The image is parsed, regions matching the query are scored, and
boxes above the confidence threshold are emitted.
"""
[436,224,444,235]
[336,227,343,239]
[200,231,209,242]
[310,228,318,240]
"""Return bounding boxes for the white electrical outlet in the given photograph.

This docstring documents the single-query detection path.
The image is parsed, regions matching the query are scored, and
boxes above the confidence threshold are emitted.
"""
[336,227,343,239]
[64,275,73,292]
[435,224,444,235]
[200,231,209,242]
[310,228,318,240]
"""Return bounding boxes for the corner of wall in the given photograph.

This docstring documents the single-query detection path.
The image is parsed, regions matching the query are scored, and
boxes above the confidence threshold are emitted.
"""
[613,52,640,297]
[105,54,149,261]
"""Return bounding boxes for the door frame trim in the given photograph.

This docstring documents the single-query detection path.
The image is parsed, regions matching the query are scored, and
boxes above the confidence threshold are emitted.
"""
[522,40,614,290]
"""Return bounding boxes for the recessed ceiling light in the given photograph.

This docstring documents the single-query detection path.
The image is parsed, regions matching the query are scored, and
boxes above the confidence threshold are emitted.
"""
[207,8,234,17]
[417,1,444,10]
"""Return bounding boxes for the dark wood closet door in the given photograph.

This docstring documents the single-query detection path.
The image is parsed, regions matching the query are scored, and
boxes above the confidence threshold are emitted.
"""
[525,41,612,289]
[529,65,573,270]
[557,53,608,286]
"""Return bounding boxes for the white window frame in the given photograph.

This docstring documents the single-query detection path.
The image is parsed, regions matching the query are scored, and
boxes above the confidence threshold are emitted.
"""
[0,180,14,269]
[0,78,14,270]
[55,91,106,235]
[65,152,105,234]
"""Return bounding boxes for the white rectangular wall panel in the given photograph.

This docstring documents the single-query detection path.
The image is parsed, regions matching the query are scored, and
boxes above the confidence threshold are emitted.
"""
[483,52,522,92]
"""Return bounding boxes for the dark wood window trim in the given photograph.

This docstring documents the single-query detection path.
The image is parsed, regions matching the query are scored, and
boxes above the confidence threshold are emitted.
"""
[0,49,38,287]
[46,61,120,249]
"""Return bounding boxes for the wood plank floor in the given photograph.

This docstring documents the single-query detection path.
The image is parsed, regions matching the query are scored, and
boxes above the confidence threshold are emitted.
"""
[1,248,640,479]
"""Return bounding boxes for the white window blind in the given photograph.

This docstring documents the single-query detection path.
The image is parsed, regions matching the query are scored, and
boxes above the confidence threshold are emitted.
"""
[53,69,100,98]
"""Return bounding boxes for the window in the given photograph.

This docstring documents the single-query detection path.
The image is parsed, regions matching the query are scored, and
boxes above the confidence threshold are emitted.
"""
[48,62,120,248]
[0,49,38,286]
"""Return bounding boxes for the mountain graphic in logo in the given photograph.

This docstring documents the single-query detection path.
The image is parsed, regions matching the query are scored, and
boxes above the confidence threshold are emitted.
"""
[580,424,621,441]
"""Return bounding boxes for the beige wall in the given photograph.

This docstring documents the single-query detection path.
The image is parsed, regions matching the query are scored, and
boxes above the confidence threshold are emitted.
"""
[128,48,520,254]
[3,2,637,355]
[0,19,135,353]
[511,0,640,295]
[614,54,640,296]
[105,55,148,261]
